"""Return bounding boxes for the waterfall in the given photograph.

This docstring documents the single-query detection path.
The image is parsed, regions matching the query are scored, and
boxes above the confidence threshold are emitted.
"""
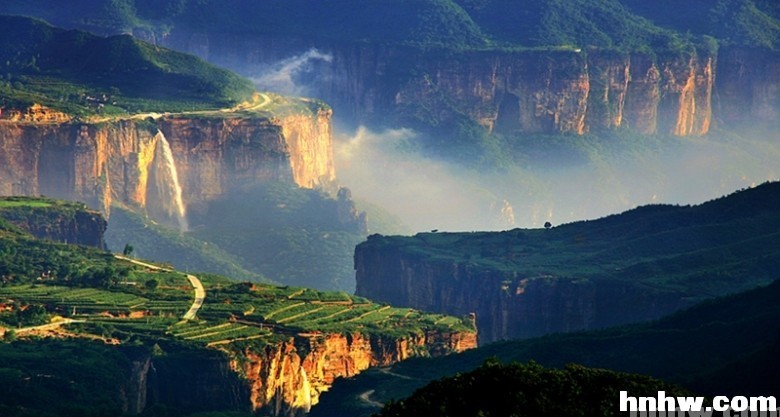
[151,130,188,231]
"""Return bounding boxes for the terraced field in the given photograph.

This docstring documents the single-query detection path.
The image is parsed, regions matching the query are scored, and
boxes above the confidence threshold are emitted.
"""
[0,285,148,315]
[0,271,475,349]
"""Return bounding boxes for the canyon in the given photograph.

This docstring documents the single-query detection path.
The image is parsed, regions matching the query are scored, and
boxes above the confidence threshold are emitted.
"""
[160,32,780,136]
[0,101,335,225]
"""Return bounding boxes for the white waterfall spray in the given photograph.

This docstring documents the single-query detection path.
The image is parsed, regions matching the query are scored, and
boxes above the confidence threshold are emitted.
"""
[152,130,188,231]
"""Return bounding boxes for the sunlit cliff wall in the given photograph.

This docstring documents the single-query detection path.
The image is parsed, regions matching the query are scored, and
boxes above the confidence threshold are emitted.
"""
[129,330,476,416]
[229,331,476,416]
[156,33,778,137]
[0,110,335,222]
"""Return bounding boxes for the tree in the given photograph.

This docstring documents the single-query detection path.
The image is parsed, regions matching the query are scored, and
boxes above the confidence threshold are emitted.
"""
[122,243,134,257]
[144,279,158,291]
[3,329,16,342]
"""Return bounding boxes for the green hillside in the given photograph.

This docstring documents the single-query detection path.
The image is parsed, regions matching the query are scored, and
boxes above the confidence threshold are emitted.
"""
[0,196,474,416]
[0,15,254,117]
[620,0,780,49]
[375,361,694,417]
[0,196,470,342]
[454,0,690,52]
[312,278,780,417]
[104,206,272,284]
[5,0,778,51]
[360,181,780,304]
[189,182,367,291]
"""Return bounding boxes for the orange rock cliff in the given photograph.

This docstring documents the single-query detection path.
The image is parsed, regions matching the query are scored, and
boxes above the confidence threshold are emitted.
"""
[160,33,777,137]
[0,108,335,222]
[125,330,476,416]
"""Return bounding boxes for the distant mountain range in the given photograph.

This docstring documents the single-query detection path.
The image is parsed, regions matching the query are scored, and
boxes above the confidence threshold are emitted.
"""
[0,15,253,116]
[1,0,778,50]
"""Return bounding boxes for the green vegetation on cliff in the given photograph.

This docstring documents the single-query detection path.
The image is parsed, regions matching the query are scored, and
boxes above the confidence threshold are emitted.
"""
[0,15,254,117]
[0,196,106,248]
[0,340,133,417]
[104,206,271,284]
[455,0,690,52]
[620,0,780,49]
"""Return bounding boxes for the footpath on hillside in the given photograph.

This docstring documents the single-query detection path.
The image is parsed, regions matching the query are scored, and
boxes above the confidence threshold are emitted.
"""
[114,255,205,321]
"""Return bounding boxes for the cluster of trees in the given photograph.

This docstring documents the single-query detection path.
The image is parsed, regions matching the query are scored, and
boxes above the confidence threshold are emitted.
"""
[0,303,47,328]
[0,234,128,288]
[377,360,694,417]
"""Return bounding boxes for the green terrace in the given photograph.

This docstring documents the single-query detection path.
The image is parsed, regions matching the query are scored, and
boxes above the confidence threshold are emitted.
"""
[0,266,475,348]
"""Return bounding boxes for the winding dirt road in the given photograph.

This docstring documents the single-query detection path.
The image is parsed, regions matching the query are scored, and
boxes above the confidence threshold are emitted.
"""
[88,92,272,123]
[182,273,205,320]
[14,318,86,335]
[115,255,205,321]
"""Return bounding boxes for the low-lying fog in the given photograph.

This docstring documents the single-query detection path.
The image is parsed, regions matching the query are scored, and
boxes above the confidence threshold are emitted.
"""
[334,125,780,232]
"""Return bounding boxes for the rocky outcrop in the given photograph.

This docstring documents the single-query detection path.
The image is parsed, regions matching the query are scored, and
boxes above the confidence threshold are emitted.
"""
[229,331,476,416]
[0,109,335,225]
[143,347,252,415]
[714,47,780,126]
[0,198,107,248]
[0,104,72,124]
[278,108,335,189]
[158,33,761,137]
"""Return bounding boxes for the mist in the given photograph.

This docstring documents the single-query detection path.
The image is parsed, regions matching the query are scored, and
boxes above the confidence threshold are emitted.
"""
[246,51,780,234]
[249,48,332,97]
[334,125,780,233]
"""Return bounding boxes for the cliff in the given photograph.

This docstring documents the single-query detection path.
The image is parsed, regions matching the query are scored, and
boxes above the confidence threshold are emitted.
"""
[226,330,475,416]
[0,196,106,248]
[355,182,780,343]
[354,242,684,343]
[156,33,774,137]
[6,329,475,417]
[0,103,336,225]
[122,319,476,416]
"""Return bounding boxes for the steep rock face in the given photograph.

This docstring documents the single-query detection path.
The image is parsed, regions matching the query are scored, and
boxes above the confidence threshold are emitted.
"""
[161,32,739,136]
[0,111,335,223]
[278,108,336,189]
[0,199,107,248]
[229,331,476,417]
[144,348,251,414]
[119,331,475,417]
[28,209,106,248]
[715,47,780,126]
[354,243,684,344]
